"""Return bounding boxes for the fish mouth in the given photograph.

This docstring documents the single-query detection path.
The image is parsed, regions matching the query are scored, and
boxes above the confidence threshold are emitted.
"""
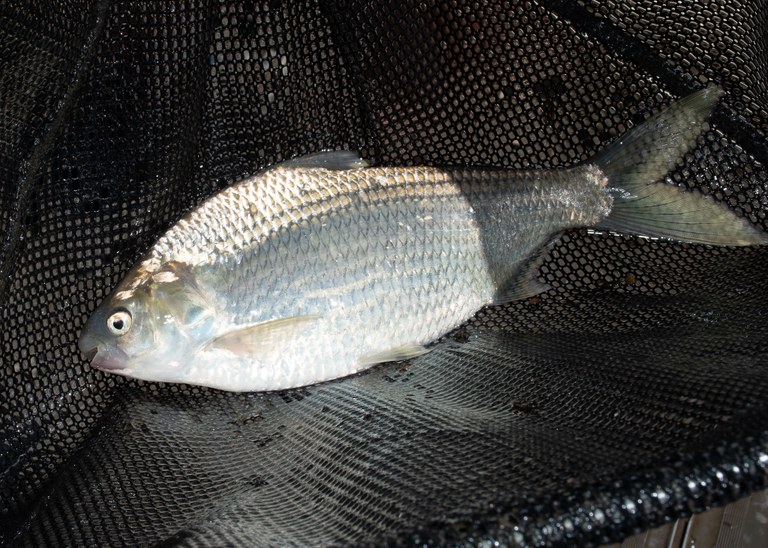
[79,338,130,371]
[79,327,130,371]
[90,347,130,371]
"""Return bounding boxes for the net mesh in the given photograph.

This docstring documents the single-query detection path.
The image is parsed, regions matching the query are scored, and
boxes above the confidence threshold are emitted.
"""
[2,0,768,546]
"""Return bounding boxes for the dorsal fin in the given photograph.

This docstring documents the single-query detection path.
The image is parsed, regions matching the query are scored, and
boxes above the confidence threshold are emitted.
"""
[279,151,369,170]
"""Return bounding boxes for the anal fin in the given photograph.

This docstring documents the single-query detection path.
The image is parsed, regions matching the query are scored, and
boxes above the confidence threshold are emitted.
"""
[492,235,558,304]
[493,275,550,305]
[359,343,429,366]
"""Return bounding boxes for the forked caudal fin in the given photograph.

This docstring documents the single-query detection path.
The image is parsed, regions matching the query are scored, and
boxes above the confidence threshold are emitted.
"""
[594,86,768,246]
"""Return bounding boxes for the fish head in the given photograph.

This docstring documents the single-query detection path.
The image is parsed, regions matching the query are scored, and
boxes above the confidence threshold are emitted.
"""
[78,259,216,383]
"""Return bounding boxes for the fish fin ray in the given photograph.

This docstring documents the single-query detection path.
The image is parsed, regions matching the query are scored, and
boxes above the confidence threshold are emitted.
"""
[359,343,430,366]
[208,315,321,355]
[279,151,369,170]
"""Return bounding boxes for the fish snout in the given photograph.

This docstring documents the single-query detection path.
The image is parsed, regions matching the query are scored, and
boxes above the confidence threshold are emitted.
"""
[78,330,98,360]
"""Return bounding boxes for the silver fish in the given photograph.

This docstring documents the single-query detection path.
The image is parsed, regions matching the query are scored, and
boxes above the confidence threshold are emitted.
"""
[78,86,766,391]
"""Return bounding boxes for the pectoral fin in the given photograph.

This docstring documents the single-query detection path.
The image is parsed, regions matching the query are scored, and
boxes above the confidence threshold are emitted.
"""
[359,343,430,366]
[209,315,320,355]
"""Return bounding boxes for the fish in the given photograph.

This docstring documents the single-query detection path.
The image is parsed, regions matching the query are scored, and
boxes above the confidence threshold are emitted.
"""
[78,86,767,391]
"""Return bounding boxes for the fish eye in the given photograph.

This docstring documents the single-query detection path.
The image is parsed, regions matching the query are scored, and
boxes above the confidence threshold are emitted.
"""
[107,309,132,336]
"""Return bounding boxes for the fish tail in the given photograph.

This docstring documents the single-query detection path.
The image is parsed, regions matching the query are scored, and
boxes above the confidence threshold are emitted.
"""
[594,86,767,246]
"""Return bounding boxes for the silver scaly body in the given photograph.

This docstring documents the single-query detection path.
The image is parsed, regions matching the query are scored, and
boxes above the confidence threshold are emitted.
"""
[149,165,609,389]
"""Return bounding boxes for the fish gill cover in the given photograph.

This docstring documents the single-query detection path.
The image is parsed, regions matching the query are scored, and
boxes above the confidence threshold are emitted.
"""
[1,0,768,546]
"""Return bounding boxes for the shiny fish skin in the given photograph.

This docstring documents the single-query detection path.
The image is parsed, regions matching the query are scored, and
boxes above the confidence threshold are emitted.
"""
[78,86,767,391]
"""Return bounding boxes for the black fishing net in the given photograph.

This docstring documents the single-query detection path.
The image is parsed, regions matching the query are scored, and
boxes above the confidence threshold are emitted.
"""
[2,0,767,545]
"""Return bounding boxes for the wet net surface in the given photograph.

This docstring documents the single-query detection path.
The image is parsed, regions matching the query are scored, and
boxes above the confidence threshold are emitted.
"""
[1,1,768,546]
